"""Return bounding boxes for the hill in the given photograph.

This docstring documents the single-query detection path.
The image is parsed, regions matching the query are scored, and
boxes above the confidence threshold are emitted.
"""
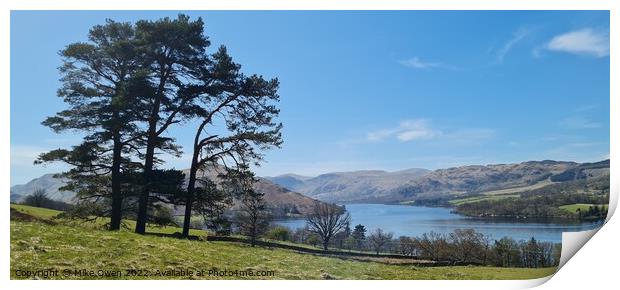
[266,168,430,203]
[10,174,73,202]
[11,168,327,217]
[267,160,609,204]
[264,174,311,191]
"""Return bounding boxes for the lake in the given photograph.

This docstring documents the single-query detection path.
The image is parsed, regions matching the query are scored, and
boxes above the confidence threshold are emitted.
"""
[273,203,603,243]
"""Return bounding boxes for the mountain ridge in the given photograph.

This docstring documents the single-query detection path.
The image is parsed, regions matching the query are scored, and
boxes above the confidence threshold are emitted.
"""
[266,160,609,203]
[11,159,610,207]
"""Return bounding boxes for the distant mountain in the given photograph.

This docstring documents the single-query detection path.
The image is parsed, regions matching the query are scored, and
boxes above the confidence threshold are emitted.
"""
[381,160,578,203]
[549,159,610,182]
[267,168,431,203]
[13,159,610,208]
[264,174,311,191]
[267,160,610,204]
[11,169,328,217]
[10,174,73,203]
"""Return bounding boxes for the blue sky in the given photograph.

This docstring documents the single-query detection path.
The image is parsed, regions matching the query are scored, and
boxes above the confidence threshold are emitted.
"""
[10,10,610,185]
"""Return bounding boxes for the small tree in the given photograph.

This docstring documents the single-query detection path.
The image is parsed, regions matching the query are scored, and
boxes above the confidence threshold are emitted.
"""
[493,237,520,267]
[149,206,176,228]
[398,236,417,256]
[265,226,291,241]
[448,229,487,264]
[235,189,269,246]
[23,189,49,208]
[227,165,270,246]
[416,231,447,261]
[305,201,351,251]
[193,178,233,235]
[351,224,367,250]
[368,228,393,255]
[520,237,543,268]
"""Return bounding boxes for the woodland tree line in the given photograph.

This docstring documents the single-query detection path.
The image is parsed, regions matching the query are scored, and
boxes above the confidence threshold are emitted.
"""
[266,222,561,268]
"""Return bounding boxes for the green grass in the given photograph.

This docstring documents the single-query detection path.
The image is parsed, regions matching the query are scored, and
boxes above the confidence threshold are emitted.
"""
[11,204,207,236]
[477,180,553,196]
[559,203,608,213]
[10,205,557,280]
[11,204,64,219]
[449,194,519,206]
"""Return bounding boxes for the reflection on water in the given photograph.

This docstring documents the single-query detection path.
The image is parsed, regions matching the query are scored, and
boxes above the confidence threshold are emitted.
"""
[274,204,603,243]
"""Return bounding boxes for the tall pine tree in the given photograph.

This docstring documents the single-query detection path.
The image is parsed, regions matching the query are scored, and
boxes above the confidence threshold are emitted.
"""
[37,20,148,230]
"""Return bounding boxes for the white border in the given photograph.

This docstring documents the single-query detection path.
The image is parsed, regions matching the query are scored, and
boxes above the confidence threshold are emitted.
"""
[1,1,617,290]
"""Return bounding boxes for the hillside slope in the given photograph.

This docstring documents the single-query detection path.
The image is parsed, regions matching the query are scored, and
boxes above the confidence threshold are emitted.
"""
[10,174,73,202]
[267,168,430,203]
[10,205,556,280]
[11,168,327,216]
[268,160,609,203]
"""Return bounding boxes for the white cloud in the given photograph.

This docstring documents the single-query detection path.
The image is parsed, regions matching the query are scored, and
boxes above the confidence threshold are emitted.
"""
[399,57,457,71]
[366,119,494,144]
[444,128,496,144]
[11,144,69,185]
[10,145,47,166]
[495,28,529,64]
[545,28,609,57]
[560,116,601,129]
[367,128,399,142]
[396,119,442,141]
[367,119,442,142]
[545,142,609,163]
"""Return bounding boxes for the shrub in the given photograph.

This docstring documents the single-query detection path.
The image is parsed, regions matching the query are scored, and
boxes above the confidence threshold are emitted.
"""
[265,226,291,241]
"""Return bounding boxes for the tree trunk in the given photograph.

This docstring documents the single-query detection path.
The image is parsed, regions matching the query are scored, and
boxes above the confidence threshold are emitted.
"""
[135,82,164,234]
[135,140,154,234]
[109,132,123,231]
[323,240,329,251]
[183,119,209,237]
[182,154,199,237]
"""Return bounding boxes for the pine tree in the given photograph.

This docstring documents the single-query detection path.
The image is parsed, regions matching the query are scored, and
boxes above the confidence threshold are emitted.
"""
[181,46,282,237]
[37,20,148,230]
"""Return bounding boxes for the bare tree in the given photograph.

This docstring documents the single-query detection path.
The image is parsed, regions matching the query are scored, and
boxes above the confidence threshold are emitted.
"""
[368,228,393,255]
[398,236,417,256]
[226,165,270,246]
[23,189,48,208]
[448,228,487,264]
[416,231,448,261]
[305,202,351,251]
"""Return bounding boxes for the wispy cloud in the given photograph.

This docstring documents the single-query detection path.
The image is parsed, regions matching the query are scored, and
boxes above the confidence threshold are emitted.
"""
[367,119,441,142]
[399,57,458,71]
[11,144,68,185]
[559,116,601,129]
[545,142,609,162]
[444,128,496,144]
[573,104,599,113]
[11,145,48,166]
[494,27,529,64]
[545,28,609,57]
[366,119,494,144]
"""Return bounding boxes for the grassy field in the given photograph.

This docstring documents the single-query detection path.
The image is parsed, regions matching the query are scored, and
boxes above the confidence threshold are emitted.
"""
[449,194,520,206]
[477,180,553,196]
[12,204,65,219]
[10,204,557,280]
[10,204,208,236]
[559,203,608,213]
